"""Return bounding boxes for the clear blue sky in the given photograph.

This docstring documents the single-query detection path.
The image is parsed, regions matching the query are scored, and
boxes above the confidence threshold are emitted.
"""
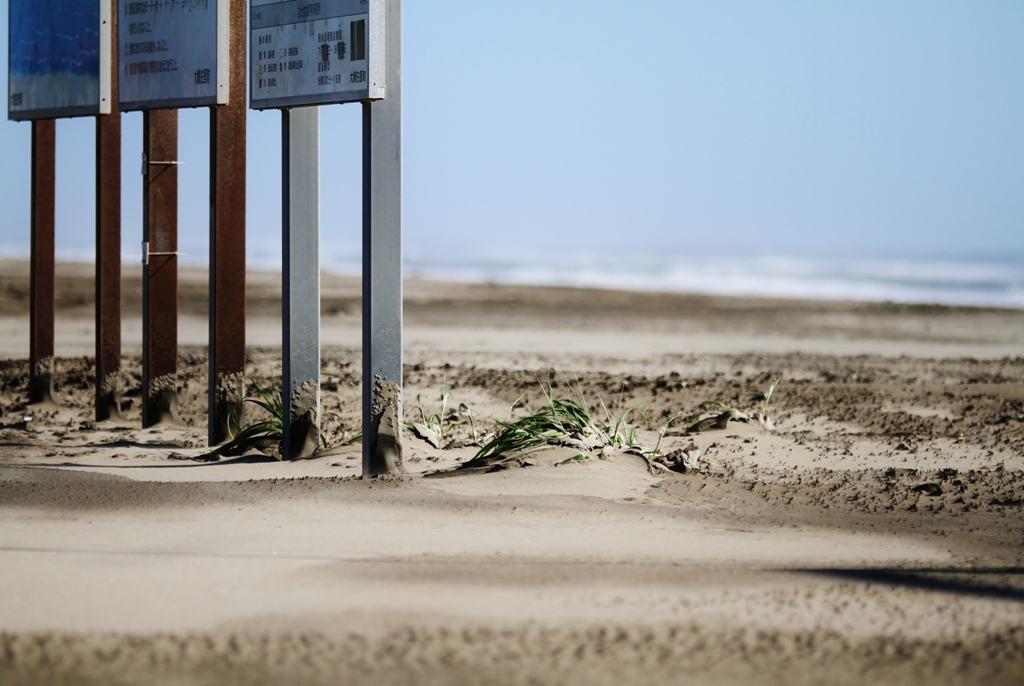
[2,1,1022,269]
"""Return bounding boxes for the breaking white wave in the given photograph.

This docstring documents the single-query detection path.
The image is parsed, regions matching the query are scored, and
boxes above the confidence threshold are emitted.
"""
[396,253,1024,310]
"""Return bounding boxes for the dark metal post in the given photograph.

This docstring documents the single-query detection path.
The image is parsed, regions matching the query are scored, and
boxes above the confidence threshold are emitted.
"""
[142,109,182,426]
[281,106,320,460]
[362,0,404,474]
[95,8,122,421]
[209,0,248,444]
[30,119,57,406]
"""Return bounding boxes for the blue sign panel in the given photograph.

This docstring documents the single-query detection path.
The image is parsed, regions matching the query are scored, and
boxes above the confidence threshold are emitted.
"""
[8,0,112,120]
[118,0,228,110]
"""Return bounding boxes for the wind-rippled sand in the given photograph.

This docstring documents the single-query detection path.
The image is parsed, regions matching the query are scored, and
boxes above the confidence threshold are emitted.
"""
[0,262,1022,685]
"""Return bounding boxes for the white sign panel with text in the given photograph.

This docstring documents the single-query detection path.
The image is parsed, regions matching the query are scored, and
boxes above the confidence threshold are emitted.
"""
[250,0,384,109]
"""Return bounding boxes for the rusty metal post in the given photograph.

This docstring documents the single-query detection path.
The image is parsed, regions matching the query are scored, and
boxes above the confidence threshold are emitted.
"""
[29,119,57,406]
[208,0,247,444]
[142,109,181,426]
[95,8,122,421]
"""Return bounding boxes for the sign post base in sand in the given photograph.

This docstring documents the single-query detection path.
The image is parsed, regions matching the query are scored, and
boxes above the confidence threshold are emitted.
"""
[119,0,230,428]
[281,107,321,459]
[29,120,57,406]
[209,0,249,445]
[250,0,400,466]
[362,0,403,475]
[141,110,182,427]
[95,9,122,421]
[9,0,114,410]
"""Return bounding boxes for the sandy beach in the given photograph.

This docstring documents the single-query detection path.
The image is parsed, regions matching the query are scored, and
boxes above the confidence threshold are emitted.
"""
[0,261,1022,685]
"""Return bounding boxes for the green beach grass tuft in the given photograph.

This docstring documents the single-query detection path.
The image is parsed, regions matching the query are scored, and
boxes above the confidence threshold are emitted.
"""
[471,379,647,462]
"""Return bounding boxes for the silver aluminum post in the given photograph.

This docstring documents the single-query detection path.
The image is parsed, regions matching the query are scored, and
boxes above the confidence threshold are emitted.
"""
[281,106,320,459]
[362,0,403,474]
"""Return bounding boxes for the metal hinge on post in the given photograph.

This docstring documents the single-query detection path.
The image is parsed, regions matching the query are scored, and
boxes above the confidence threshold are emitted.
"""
[141,152,182,175]
[141,241,186,265]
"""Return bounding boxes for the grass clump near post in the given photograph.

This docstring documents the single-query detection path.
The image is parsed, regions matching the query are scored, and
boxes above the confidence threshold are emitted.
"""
[188,375,285,461]
[191,373,360,461]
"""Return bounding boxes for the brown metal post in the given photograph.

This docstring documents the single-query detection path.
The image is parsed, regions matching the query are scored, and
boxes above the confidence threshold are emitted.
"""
[208,0,248,444]
[95,8,122,421]
[29,119,57,406]
[142,109,181,426]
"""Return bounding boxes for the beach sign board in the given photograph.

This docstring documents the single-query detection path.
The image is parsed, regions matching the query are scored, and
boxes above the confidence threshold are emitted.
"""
[249,0,385,110]
[118,0,229,110]
[8,0,113,120]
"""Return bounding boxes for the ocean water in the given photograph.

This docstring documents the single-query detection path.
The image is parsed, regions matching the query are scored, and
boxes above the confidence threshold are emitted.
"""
[6,242,1023,310]
[314,249,1024,311]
